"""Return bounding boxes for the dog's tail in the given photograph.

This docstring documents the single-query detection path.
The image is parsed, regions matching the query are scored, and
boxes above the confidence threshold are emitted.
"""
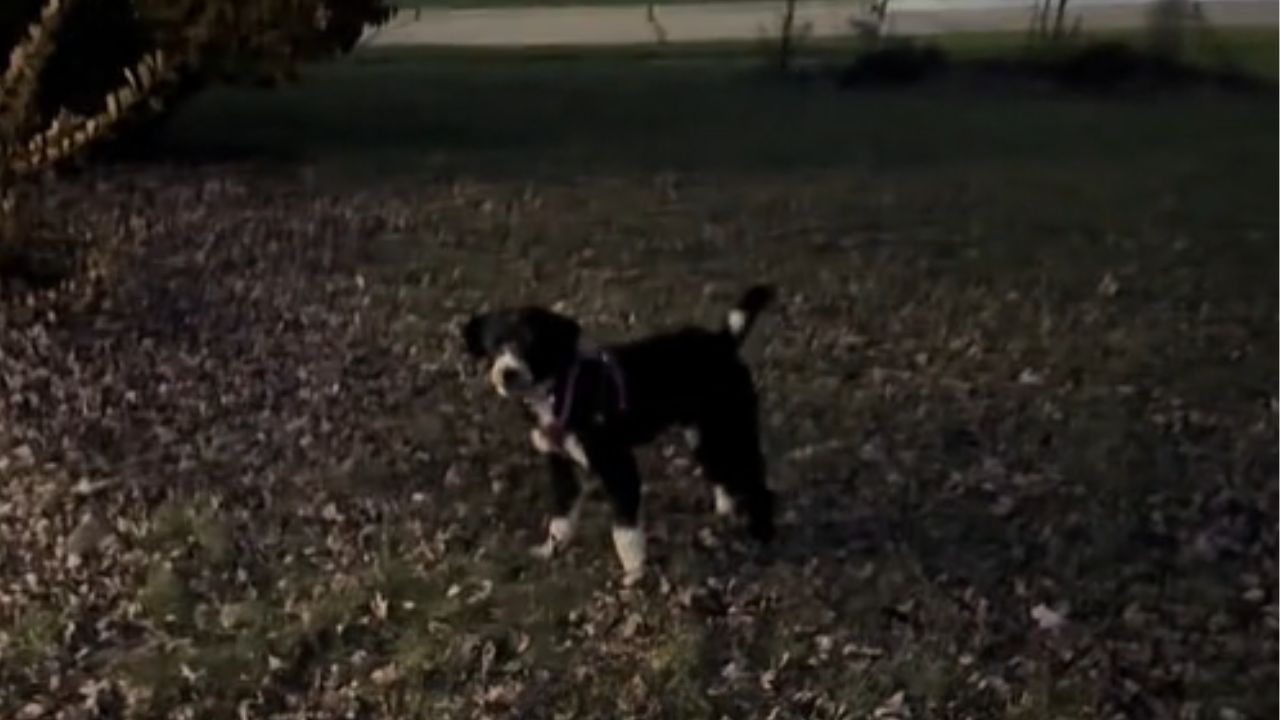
[724,284,776,347]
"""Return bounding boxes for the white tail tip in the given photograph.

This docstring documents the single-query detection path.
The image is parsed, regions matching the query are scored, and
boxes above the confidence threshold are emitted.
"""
[727,309,747,335]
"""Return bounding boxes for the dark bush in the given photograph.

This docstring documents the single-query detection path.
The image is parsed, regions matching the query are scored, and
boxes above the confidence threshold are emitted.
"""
[833,36,1274,96]
[839,40,950,88]
[1042,40,1268,92]
[0,0,143,120]
[0,0,395,135]
[1,0,396,290]
[1049,41,1147,90]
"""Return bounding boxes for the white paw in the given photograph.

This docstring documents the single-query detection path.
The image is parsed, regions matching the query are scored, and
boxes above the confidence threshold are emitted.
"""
[531,516,574,560]
[529,539,557,560]
[611,525,646,587]
[621,567,646,588]
[713,486,736,517]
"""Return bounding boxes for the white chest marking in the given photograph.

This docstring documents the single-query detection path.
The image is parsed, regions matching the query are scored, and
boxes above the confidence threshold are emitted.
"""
[562,434,589,468]
[530,397,556,426]
[529,425,590,470]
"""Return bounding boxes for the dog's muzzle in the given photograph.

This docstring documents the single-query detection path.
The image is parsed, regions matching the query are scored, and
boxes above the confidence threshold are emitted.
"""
[489,349,534,397]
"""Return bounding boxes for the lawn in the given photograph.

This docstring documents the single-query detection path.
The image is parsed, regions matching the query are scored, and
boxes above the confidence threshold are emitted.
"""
[1,34,1276,720]
[157,29,1279,178]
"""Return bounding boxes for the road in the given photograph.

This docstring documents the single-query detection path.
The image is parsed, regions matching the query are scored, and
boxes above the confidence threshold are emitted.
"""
[362,0,1277,47]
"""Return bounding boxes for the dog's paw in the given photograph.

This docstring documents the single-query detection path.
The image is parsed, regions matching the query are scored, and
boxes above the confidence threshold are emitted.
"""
[713,486,737,517]
[529,539,558,560]
[620,567,646,588]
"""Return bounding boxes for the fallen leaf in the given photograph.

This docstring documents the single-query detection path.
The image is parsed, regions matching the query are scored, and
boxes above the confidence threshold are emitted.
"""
[1030,603,1067,630]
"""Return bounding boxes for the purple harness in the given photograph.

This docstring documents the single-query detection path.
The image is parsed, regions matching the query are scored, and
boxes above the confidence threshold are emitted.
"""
[549,350,627,437]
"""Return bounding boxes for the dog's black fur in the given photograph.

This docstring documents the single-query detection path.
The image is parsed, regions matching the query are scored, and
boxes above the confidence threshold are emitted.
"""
[462,286,777,578]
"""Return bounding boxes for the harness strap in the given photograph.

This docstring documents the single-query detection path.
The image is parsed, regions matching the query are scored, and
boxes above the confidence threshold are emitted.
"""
[554,350,626,428]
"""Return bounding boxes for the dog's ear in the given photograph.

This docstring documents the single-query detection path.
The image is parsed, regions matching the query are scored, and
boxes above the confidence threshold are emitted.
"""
[461,314,491,358]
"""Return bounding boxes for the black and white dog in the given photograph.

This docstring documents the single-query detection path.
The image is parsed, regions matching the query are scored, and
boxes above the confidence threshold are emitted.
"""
[461,286,776,585]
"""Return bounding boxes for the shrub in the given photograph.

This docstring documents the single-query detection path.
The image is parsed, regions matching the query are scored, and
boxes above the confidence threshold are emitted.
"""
[1049,40,1145,89]
[1,1,395,289]
[839,40,949,88]
[1045,40,1224,91]
[0,0,395,136]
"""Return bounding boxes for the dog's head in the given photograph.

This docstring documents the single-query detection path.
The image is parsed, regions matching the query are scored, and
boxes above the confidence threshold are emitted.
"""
[461,307,582,398]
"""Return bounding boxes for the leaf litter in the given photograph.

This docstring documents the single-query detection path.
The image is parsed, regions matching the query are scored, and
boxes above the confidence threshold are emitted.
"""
[0,166,1274,719]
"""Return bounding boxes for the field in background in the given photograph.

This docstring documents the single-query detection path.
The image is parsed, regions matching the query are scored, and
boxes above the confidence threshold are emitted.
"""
[1,31,1276,720]
[367,0,1278,47]
[157,30,1277,180]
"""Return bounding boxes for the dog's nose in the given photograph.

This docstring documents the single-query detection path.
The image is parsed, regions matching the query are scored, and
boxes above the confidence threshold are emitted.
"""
[500,368,523,387]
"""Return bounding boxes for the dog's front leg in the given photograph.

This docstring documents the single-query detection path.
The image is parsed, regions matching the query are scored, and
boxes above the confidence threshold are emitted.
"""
[531,454,581,560]
[584,439,646,587]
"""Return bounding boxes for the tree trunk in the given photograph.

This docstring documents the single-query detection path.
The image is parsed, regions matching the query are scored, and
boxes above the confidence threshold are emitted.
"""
[1054,0,1070,39]
[645,3,668,45]
[778,0,797,73]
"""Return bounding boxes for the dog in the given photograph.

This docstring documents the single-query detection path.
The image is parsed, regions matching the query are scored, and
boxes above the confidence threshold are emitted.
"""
[461,285,776,586]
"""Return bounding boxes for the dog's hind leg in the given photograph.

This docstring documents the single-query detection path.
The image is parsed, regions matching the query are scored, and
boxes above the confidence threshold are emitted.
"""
[685,428,738,517]
[694,419,775,543]
[684,427,735,514]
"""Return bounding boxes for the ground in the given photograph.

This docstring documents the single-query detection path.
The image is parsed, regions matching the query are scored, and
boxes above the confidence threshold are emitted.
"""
[0,36,1276,720]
